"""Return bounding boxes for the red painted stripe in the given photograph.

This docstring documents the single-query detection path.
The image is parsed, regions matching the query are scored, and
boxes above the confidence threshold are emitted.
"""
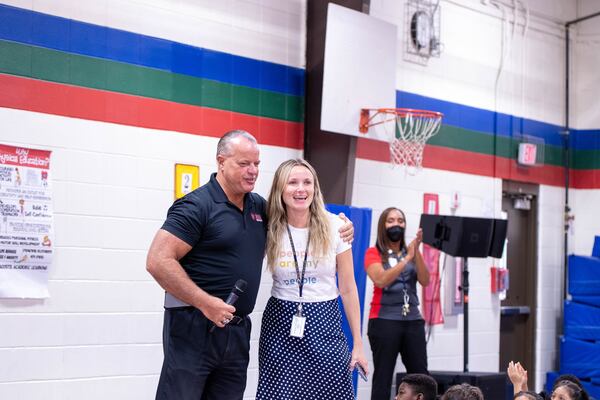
[571,169,600,189]
[356,137,389,162]
[425,146,568,187]
[356,137,596,188]
[0,74,303,149]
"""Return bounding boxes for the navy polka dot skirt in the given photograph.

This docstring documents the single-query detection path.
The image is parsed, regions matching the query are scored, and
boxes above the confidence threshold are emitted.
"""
[256,297,355,400]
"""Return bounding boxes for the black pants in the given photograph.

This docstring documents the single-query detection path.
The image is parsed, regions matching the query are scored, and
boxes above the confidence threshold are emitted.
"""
[156,307,251,400]
[368,318,428,400]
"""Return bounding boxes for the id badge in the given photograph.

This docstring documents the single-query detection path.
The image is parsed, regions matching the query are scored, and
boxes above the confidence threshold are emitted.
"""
[290,315,306,338]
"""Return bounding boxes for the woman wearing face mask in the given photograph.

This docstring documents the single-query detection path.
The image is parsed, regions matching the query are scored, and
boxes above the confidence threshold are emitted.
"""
[365,207,430,400]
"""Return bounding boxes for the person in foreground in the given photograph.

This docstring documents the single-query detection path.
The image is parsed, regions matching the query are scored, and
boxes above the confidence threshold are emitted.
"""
[550,380,589,400]
[255,158,368,399]
[508,361,590,400]
[146,132,353,400]
[514,391,545,400]
[441,383,484,400]
[396,373,438,400]
[365,207,430,400]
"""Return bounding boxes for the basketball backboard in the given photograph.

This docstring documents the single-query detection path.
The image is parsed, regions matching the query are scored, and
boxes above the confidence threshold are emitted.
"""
[321,3,397,143]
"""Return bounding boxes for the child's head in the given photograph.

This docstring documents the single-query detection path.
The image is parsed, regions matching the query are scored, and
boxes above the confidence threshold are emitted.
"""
[514,390,544,400]
[551,380,588,400]
[441,383,484,400]
[553,375,583,392]
[396,374,438,400]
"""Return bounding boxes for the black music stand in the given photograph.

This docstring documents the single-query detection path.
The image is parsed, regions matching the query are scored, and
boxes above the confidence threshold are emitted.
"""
[420,214,507,372]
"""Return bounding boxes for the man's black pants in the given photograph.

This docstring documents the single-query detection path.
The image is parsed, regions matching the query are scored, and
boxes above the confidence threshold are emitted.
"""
[156,307,251,400]
[368,318,428,400]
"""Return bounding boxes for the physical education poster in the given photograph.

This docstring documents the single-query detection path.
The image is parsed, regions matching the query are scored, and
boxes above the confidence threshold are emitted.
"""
[0,144,53,298]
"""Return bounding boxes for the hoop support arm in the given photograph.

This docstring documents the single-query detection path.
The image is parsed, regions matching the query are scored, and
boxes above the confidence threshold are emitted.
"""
[359,108,443,134]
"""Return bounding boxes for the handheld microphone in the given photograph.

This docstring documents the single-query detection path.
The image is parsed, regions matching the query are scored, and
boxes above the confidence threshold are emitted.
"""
[209,279,247,333]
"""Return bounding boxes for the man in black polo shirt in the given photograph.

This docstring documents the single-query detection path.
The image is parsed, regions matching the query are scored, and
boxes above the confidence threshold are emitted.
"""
[147,130,352,400]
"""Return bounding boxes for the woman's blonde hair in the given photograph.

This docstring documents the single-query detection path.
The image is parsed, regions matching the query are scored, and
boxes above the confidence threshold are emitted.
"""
[266,159,331,271]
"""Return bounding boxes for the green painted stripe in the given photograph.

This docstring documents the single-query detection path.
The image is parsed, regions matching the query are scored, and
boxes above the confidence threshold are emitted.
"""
[0,39,303,123]
[428,125,572,167]
[0,37,32,76]
[571,149,600,169]
[429,125,503,156]
[544,145,564,166]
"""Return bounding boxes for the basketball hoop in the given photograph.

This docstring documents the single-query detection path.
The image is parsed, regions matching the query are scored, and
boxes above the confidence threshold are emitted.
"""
[359,108,443,173]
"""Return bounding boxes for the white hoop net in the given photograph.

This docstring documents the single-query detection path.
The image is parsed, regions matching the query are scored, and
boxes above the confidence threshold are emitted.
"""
[374,109,443,174]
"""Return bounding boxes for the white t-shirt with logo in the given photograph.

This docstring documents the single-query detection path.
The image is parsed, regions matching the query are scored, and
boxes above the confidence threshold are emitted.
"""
[270,212,352,302]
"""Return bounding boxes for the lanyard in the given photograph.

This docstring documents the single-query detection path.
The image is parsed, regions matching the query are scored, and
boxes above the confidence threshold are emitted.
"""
[286,225,311,301]
[386,249,411,315]
[387,249,410,288]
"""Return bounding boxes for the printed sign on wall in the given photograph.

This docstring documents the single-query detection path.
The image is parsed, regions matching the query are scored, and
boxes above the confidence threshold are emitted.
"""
[174,164,200,199]
[0,144,53,298]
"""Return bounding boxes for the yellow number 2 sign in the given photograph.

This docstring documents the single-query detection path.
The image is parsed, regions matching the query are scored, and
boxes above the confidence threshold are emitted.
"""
[174,164,200,199]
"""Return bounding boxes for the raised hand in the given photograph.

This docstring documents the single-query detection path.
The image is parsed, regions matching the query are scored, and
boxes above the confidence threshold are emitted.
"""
[507,361,529,393]
[415,228,423,245]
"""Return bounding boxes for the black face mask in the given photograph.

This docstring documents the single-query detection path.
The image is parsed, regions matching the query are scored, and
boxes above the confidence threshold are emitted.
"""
[386,226,404,242]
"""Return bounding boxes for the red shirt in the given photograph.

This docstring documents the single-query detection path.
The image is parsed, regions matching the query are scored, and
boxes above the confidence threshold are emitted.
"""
[364,247,385,319]
[364,246,421,320]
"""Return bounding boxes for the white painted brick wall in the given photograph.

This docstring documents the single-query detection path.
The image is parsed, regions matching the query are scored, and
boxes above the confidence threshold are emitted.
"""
[534,184,566,390]
[573,0,600,130]
[571,189,600,256]
[370,0,573,126]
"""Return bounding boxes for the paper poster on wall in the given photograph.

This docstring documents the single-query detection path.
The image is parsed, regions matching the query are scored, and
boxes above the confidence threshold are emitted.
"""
[422,193,444,325]
[0,144,53,298]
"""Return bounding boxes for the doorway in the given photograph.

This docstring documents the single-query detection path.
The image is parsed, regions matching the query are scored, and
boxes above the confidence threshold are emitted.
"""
[499,181,538,388]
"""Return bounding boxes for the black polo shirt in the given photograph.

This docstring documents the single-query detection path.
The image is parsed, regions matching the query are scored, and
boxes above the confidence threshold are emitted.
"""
[161,173,267,316]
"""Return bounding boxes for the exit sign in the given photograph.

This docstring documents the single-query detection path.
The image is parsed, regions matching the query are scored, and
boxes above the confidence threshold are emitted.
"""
[518,143,537,166]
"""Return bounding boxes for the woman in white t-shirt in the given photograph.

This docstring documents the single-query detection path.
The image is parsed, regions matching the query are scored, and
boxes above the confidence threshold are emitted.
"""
[256,158,368,400]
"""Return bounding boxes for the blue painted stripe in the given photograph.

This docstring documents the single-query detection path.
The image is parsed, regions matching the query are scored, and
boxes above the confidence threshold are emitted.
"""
[397,91,600,150]
[572,130,600,151]
[0,3,305,96]
[397,91,562,146]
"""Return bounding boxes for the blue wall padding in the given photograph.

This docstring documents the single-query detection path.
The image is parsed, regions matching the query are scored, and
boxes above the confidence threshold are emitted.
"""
[545,371,559,394]
[570,295,600,308]
[560,336,600,379]
[564,301,600,341]
[569,255,600,295]
[325,204,372,337]
[583,382,600,399]
[325,204,372,394]
[593,236,600,258]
